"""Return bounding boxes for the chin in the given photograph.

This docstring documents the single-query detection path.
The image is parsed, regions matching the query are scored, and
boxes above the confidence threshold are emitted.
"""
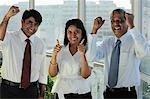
[114,33,120,38]
[114,32,119,35]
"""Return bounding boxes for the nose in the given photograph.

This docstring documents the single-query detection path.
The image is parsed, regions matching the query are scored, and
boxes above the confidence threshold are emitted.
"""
[30,24,35,31]
[73,32,77,35]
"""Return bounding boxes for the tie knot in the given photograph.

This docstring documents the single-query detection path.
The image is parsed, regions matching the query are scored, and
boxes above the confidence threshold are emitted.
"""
[116,39,121,45]
[25,39,30,43]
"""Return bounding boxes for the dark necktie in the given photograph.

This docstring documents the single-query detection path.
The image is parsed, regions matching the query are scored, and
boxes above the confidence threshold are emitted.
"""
[21,39,31,89]
[108,39,121,88]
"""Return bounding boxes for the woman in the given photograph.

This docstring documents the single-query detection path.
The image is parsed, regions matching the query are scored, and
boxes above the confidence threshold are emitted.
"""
[49,19,92,99]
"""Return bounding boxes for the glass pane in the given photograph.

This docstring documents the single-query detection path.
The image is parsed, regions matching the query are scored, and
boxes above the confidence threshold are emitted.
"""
[0,0,29,31]
[140,0,150,76]
[35,0,78,50]
[142,0,150,41]
[85,0,132,41]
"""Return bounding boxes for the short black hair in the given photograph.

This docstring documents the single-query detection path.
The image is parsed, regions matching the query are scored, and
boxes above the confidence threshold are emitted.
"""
[64,19,87,46]
[22,9,42,25]
[111,8,126,19]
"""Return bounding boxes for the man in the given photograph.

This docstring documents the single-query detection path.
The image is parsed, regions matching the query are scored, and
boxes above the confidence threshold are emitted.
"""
[88,9,150,98]
[0,6,48,98]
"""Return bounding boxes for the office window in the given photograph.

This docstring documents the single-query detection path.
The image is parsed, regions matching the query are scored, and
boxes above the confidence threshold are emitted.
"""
[35,0,78,50]
[142,0,150,43]
[0,0,29,31]
[85,0,132,41]
[140,0,150,76]
[140,3,150,98]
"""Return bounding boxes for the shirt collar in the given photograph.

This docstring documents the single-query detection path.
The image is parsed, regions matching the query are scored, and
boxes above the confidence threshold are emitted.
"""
[114,31,130,43]
[19,29,35,43]
[65,44,79,56]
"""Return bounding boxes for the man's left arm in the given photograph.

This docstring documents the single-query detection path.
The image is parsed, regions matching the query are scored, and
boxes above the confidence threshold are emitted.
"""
[126,13,150,58]
[38,83,46,99]
[38,55,48,99]
[38,45,49,99]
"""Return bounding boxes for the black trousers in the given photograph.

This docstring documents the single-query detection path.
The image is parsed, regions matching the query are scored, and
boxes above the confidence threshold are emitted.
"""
[103,86,137,99]
[56,92,92,99]
[1,79,39,99]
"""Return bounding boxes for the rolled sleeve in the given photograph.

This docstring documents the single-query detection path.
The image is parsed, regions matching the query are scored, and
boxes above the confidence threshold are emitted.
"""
[130,27,150,58]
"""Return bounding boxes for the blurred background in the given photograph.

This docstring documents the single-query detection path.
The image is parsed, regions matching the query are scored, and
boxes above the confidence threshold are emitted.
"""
[0,0,150,99]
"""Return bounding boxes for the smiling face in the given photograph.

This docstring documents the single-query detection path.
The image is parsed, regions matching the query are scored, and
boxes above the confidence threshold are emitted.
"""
[21,17,39,37]
[64,19,87,47]
[111,10,128,38]
[67,25,82,46]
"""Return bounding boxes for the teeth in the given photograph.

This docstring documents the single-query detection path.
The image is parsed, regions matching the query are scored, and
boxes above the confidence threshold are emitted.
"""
[115,27,120,30]
[29,30,33,32]
[72,38,77,40]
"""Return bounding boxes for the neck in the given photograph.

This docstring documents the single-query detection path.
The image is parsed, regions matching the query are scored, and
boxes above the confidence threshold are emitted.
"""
[69,44,78,55]
[21,28,30,38]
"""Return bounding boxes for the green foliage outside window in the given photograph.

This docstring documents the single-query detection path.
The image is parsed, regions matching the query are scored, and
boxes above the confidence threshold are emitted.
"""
[44,75,56,99]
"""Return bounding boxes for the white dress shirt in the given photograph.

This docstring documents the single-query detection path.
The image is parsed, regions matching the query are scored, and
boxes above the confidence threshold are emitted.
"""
[0,30,48,84]
[87,28,150,88]
[51,45,92,98]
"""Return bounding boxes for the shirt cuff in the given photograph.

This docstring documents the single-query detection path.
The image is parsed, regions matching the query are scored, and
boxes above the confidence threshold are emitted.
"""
[39,75,48,84]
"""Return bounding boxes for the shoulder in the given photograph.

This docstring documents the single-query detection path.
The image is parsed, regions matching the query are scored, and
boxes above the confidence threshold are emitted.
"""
[103,36,115,43]
[57,45,67,56]
[4,31,19,40]
[33,36,46,51]
[34,36,44,45]
[59,45,66,53]
[6,30,18,36]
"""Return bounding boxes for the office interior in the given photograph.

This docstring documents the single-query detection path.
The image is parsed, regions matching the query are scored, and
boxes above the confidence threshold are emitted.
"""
[0,0,149,98]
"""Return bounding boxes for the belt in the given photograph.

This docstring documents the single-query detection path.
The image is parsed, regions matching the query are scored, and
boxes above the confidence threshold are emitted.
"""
[2,78,38,88]
[106,86,135,92]
[64,92,92,98]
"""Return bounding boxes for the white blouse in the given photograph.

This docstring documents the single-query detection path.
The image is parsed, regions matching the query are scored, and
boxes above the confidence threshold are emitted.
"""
[51,45,92,99]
